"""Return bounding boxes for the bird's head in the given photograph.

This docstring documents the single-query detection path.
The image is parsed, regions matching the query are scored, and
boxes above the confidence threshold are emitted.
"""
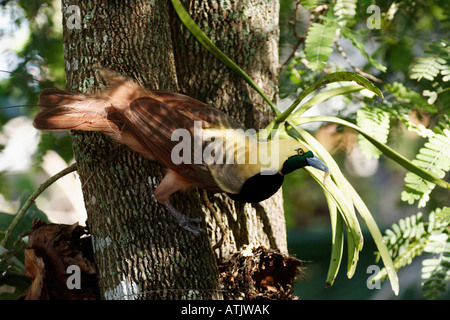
[278,140,329,175]
[224,139,330,204]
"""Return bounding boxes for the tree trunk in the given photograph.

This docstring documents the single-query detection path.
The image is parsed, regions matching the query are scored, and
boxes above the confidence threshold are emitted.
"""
[61,0,285,300]
[172,0,286,260]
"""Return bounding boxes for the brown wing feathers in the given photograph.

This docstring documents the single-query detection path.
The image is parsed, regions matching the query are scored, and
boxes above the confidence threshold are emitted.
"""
[118,97,222,191]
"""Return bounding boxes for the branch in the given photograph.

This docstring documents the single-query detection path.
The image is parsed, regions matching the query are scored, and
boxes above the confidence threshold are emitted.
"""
[280,2,313,71]
[0,163,78,247]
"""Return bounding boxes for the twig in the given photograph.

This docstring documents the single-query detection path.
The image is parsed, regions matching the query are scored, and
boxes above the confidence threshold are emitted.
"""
[280,3,328,71]
[0,162,78,247]
[280,2,310,71]
[0,230,29,272]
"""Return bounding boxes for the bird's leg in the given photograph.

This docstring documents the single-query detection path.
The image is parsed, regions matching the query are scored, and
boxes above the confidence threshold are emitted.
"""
[151,170,204,235]
[151,193,204,234]
[201,190,226,250]
[161,200,204,235]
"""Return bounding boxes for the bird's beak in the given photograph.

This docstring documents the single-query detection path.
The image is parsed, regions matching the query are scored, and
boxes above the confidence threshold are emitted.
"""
[306,154,329,173]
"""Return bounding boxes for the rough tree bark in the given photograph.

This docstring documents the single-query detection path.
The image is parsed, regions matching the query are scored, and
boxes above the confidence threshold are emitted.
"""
[61,0,285,300]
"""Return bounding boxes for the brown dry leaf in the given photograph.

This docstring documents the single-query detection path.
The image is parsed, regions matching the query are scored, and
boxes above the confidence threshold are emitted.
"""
[21,219,99,300]
[23,248,48,300]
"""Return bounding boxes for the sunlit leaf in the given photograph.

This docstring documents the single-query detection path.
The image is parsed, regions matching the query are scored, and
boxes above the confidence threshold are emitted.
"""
[305,21,338,71]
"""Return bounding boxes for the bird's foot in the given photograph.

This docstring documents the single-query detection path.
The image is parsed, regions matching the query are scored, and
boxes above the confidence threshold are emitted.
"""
[163,201,204,235]
[151,193,204,234]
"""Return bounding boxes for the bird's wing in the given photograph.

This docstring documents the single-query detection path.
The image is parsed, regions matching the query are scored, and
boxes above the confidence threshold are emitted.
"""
[115,95,247,192]
[155,98,267,195]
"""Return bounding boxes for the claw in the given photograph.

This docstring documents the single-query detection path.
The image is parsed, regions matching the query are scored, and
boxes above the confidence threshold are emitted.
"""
[151,191,204,234]
[164,202,204,234]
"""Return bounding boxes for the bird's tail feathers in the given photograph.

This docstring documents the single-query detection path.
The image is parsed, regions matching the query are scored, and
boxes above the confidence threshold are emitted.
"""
[33,88,120,134]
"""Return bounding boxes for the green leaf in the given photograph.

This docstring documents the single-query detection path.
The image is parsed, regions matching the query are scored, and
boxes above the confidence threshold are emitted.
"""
[334,0,357,23]
[421,226,450,300]
[325,192,344,287]
[0,192,49,247]
[342,27,387,72]
[373,212,427,285]
[383,81,432,112]
[347,180,399,295]
[272,71,382,127]
[440,64,450,82]
[373,207,450,299]
[170,0,280,116]
[423,90,438,104]
[410,56,447,82]
[356,106,390,159]
[287,125,363,278]
[401,129,450,207]
[305,21,338,71]
[295,84,364,113]
[287,123,399,294]
[301,0,319,10]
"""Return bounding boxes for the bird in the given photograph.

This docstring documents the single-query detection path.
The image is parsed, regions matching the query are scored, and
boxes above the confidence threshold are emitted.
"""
[30,71,329,233]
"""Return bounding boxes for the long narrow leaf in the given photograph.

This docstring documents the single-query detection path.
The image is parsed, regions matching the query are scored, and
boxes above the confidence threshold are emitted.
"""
[324,192,344,287]
[306,167,362,277]
[291,116,450,190]
[347,181,400,296]
[288,124,364,275]
[275,72,383,124]
[295,84,364,114]
[171,0,280,116]
[291,126,363,249]
[290,122,399,293]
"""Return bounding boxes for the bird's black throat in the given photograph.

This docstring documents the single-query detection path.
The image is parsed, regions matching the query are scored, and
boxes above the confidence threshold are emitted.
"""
[227,173,284,203]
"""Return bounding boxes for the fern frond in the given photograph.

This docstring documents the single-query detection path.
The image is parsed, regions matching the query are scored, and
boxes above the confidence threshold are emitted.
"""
[398,114,435,138]
[334,0,357,27]
[422,220,450,300]
[425,40,450,82]
[375,208,450,291]
[410,55,447,82]
[384,213,426,257]
[383,82,431,112]
[401,129,450,208]
[342,28,387,72]
[305,21,338,71]
[374,212,427,281]
[356,106,390,159]
[301,0,319,10]
[440,64,450,82]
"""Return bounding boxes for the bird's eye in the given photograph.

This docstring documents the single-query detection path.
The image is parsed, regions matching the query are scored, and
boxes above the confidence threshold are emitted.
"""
[296,148,304,155]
